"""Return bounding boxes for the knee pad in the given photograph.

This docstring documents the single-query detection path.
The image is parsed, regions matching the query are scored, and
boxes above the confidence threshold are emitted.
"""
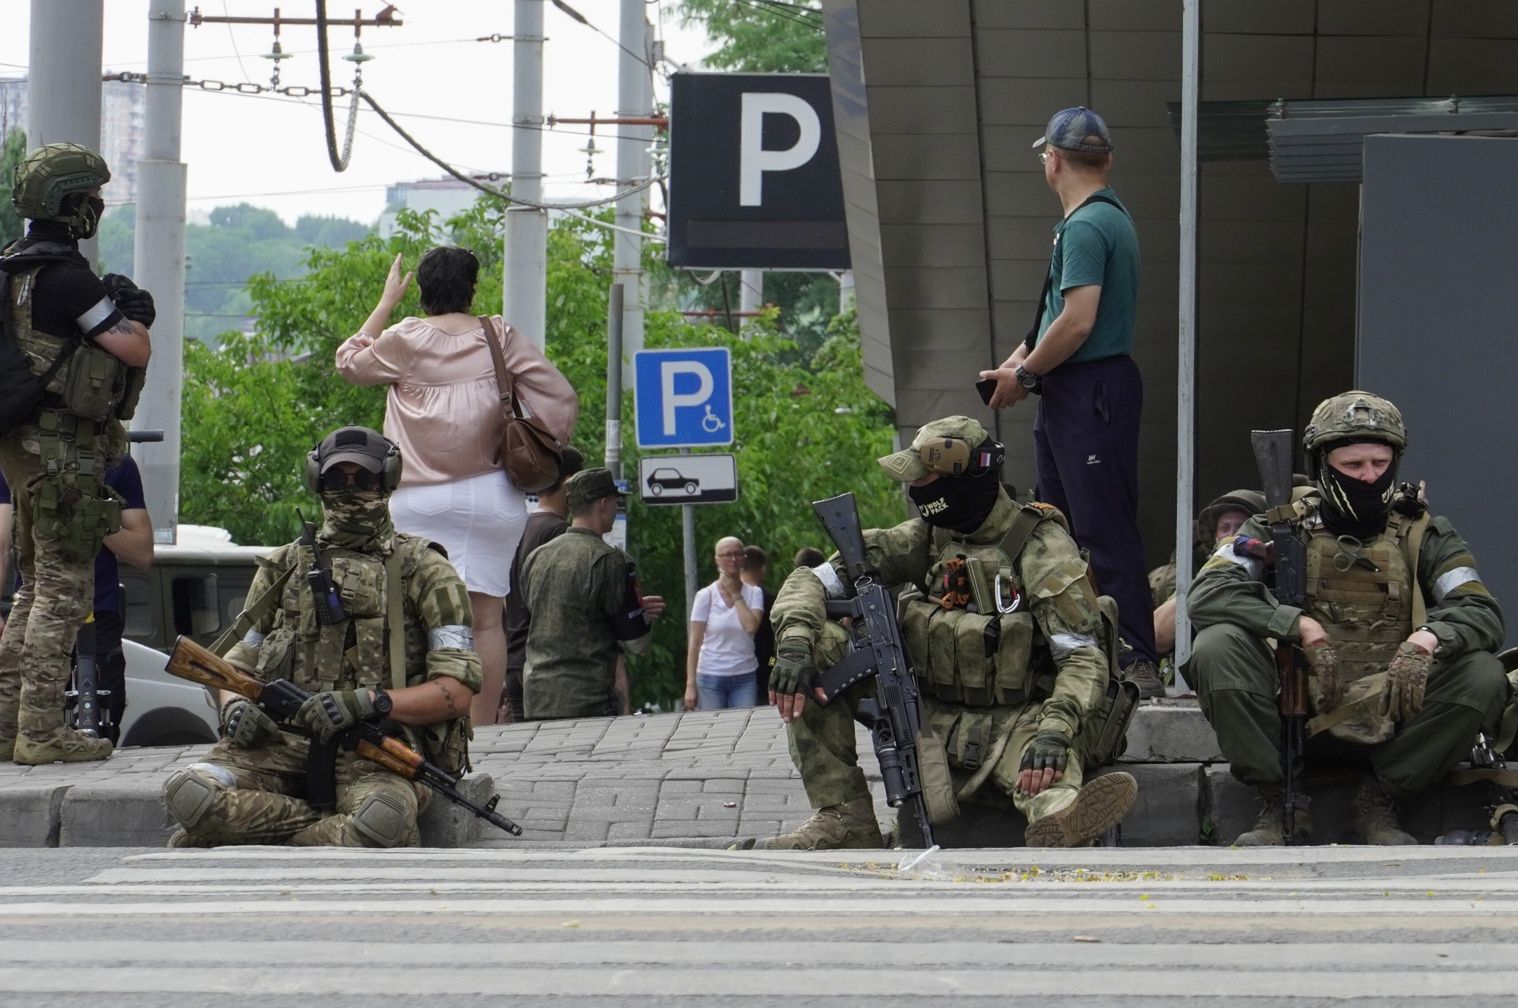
[163,763,236,829]
[351,791,413,848]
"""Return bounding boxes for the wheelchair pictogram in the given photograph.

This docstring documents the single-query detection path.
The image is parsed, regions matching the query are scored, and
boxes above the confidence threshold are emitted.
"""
[701,405,726,433]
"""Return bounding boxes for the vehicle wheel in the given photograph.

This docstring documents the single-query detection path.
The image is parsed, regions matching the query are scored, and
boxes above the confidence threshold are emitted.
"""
[684,482,698,495]
[651,484,663,495]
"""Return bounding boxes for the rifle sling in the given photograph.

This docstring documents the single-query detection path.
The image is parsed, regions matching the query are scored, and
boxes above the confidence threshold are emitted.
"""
[385,546,407,691]
[210,563,298,657]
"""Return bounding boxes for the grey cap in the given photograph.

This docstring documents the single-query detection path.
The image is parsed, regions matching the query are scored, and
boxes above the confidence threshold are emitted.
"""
[565,467,626,508]
[315,426,393,475]
[1032,106,1114,153]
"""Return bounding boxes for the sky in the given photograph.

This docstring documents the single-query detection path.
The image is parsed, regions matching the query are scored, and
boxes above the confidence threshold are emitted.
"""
[0,1,713,226]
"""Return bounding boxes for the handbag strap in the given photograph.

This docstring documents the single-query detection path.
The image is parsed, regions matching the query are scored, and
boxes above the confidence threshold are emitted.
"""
[480,315,523,420]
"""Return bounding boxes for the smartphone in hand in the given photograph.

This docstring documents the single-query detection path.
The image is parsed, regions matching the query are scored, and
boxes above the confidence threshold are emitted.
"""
[975,377,997,405]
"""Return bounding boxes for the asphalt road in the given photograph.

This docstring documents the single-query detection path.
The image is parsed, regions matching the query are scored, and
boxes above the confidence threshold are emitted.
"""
[3,845,1518,1006]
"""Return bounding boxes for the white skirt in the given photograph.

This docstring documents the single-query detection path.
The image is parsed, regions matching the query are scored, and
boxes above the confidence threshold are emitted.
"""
[389,469,527,597]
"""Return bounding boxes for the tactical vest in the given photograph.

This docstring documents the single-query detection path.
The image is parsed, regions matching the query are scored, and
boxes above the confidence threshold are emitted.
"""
[1,241,144,425]
[1303,509,1419,744]
[898,504,1061,709]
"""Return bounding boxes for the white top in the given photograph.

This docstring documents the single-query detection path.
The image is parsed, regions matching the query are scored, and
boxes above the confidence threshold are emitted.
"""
[690,582,766,678]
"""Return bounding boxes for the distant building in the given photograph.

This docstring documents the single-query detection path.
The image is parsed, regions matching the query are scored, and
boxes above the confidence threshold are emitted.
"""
[0,75,145,205]
[376,176,492,236]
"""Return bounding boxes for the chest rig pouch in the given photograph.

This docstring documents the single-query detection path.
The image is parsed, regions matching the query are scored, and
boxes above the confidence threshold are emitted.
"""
[3,247,137,424]
[1303,512,1417,744]
[899,512,1050,709]
[255,544,389,694]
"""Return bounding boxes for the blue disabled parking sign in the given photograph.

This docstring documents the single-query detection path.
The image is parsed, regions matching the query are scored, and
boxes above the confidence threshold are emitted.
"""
[634,348,734,449]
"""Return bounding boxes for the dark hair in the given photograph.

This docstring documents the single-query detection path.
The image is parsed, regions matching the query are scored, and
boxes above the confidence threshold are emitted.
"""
[742,545,768,573]
[544,446,585,494]
[793,546,825,569]
[1060,147,1111,172]
[417,246,479,316]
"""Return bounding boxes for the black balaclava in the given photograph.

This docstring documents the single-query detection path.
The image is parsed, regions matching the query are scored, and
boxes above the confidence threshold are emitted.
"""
[909,468,1002,535]
[1317,441,1397,542]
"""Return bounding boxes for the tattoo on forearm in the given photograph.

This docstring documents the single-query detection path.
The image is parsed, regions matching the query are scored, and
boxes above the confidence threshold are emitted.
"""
[436,679,460,718]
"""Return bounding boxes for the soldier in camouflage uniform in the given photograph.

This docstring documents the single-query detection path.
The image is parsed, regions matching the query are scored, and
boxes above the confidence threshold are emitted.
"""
[750,416,1139,850]
[1150,489,1265,660]
[162,427,480,848]
[1189,391,1506,845]
[0,143,153,765]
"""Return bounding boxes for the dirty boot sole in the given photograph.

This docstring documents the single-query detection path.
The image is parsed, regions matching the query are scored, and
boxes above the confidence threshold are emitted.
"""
[1024,772,1138,848]
[13,733,113,765]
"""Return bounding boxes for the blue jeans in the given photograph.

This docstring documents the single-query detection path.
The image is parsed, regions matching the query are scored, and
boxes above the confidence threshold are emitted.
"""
[697,673,758,710]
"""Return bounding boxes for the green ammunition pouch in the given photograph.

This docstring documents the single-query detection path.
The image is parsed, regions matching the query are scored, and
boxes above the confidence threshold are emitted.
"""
[54,342,132,421]
[31,466,123,560]
[1082,598,1140,769]
[901,600,1043,707]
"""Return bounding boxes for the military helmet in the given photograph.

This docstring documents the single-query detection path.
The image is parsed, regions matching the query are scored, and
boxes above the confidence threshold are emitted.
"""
[1196,489,1266,542]
[1301,390,1407,478]
[12,143,111,233]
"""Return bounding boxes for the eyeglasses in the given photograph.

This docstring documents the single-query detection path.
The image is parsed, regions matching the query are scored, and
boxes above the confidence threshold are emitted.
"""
[1038,150,1052,164]
[319,467,384,492]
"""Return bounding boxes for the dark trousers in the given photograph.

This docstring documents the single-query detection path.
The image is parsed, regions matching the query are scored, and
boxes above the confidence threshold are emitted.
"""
[1032,354,1157,666]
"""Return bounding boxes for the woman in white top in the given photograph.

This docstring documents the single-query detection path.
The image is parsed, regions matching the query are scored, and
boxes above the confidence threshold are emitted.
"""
[684,536,766,710]
[336,249,577,727]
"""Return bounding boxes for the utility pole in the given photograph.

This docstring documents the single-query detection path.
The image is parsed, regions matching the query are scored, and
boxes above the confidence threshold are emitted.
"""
[27,0,104,261]
[132,0,190,545]
[506,0,548,349]
[614,0,653,386]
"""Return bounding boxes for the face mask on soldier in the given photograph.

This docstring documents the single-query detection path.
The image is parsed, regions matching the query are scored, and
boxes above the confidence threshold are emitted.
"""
[319,487,393,550]
[908,470,1001,534]
[1318,460,1396,541]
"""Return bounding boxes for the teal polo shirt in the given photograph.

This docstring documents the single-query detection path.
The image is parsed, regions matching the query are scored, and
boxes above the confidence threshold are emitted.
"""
[1034,186,1140,364]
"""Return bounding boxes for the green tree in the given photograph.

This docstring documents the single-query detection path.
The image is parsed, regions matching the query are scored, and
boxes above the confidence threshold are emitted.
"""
[674,0,825,72]
[0,127,28,244]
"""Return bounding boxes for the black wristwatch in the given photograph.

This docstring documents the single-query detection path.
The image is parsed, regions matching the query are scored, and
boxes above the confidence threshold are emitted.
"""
[1015,364,1042,392]
[370,688,393,718]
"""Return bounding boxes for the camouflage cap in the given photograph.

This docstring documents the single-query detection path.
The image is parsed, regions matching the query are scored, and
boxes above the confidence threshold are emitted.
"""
[878,416,993,482]
[565,467,626,509]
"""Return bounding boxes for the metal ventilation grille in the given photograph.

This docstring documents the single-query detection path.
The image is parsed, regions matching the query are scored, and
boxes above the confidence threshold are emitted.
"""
[1167,96,1518,181]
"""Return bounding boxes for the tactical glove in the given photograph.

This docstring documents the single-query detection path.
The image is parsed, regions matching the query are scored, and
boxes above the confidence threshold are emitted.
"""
[101,272,156,328]
[768,639,815,697]
[1381,641,1432,722]
[222,698,279,749]
[294,688,377,744]
[1302,639,1343,711]
[1018,729,1072,776]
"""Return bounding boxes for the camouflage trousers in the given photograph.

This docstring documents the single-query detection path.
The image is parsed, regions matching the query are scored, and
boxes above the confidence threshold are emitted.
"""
[0,424,119,743]
[1189,622,1509,799]
[172,730,428,847]
[785,674,1089,825]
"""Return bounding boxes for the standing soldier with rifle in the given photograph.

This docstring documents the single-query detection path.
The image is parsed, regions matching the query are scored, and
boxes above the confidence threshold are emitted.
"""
[1189,391,1507,845]
[739,416,1138,850]
[0,143,153,765]
[162,427,484,848]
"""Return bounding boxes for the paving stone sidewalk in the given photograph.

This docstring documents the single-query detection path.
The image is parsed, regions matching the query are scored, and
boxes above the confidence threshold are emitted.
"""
[0,701,1497,848]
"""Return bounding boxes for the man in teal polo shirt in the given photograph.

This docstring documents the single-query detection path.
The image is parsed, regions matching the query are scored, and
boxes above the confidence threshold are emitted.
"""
[978,105,1161,699]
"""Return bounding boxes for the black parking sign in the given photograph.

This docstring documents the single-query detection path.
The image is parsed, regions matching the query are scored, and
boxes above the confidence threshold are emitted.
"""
[667,73,849,270]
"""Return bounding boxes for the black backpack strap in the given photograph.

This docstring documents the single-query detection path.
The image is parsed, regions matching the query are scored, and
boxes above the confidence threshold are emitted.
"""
[1022,192,1130,351]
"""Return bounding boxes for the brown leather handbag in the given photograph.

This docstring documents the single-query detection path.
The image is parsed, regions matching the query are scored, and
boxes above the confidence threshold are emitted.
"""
[481,316,563,493]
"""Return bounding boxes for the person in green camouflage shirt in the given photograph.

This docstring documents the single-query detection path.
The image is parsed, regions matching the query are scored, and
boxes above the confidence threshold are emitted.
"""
[1188,391,1506,845]
[741,416,1138,850]
[521,468,667,720]
[162,427,480,848]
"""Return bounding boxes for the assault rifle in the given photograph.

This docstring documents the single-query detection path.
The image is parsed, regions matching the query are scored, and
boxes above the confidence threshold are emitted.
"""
[165,635,523,837]
[812,492,936,848]
[1250,429,1310,843]
[1441,731,1518,846]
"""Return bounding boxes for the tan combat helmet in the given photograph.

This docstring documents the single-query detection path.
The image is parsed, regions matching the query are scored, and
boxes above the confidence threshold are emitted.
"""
[1301,390,1407,479]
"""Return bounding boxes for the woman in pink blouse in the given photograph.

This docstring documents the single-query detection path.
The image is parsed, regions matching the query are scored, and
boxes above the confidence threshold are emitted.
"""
[336,248,577,726]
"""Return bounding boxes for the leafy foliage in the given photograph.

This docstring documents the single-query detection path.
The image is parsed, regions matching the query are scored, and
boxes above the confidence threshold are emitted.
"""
[0,128,25,245]
[673,0,826,72]
[180,197,901,710]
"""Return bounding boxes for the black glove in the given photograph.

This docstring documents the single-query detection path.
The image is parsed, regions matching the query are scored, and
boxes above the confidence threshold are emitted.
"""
[1018,729,1072,776]
[102,272,156,328]
[222,698,279,749]
[768,639,815,697]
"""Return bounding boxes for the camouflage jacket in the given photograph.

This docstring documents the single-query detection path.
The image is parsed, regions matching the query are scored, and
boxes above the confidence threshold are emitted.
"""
[1190,506,1504,661]
[771,491,1108,738]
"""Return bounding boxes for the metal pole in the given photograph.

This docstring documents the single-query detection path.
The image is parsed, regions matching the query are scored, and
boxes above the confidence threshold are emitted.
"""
[27,0,104,261]
[132,0,189,545]
[506,0,547,349]
[738,269,763,328]
[682,499,698,622]
[614,0,652,386]
[1173,0,1201,676]
[605,283,625,480]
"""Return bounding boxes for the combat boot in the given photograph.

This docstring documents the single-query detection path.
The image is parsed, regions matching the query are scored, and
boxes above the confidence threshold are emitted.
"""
[1124,659,1166,700]
[13,727,113,765]
[1352,777,1417,845]
[1024,771,1138,848]
[1234,789,1312,846]
[751,796,883,850]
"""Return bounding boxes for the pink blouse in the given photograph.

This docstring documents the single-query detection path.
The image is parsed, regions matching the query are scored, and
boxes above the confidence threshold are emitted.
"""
[335,314,578,486]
